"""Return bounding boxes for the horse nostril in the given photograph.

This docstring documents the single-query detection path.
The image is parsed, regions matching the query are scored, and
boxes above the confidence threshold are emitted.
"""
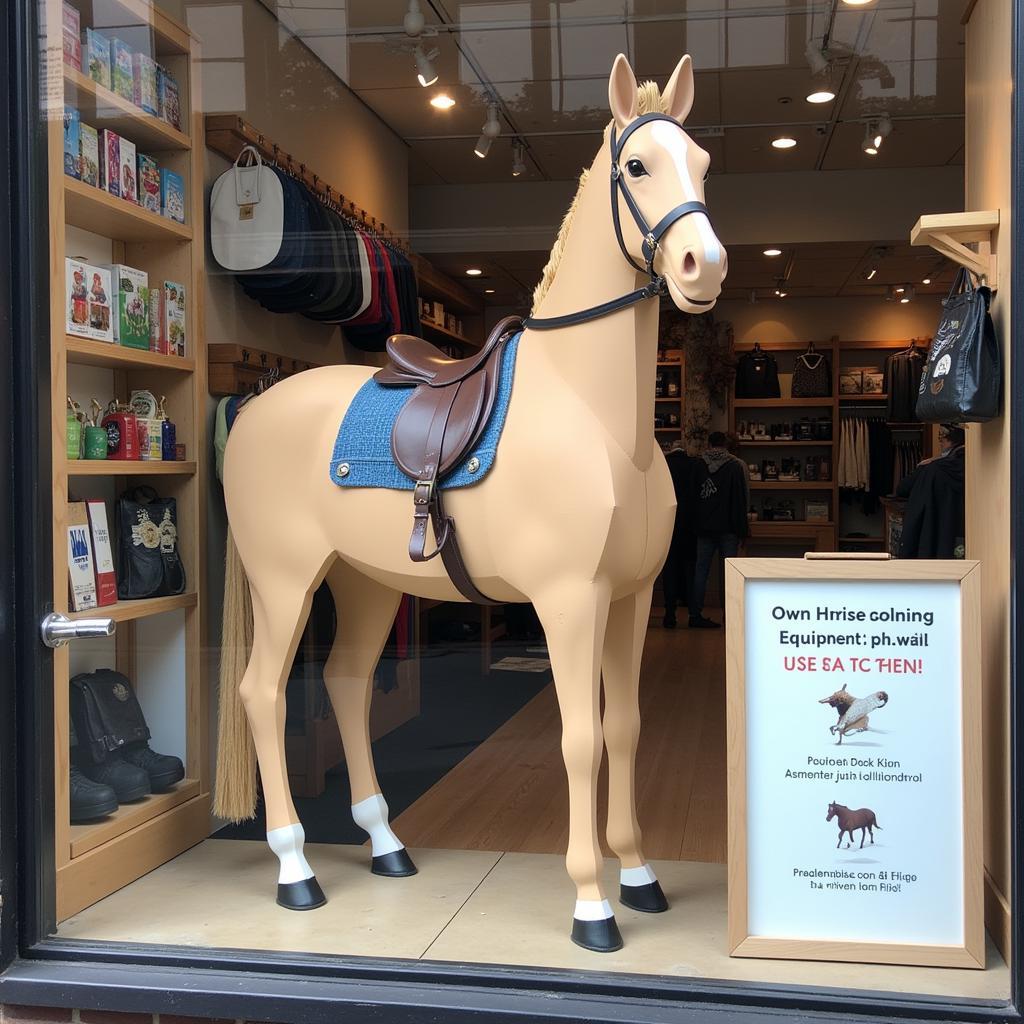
[683,250,698,277]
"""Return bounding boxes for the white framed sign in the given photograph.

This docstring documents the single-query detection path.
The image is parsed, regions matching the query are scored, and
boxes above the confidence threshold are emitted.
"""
[725,557,983,969]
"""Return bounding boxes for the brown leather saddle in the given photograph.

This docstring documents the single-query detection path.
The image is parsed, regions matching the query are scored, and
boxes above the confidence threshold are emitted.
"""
[373,315,523,603]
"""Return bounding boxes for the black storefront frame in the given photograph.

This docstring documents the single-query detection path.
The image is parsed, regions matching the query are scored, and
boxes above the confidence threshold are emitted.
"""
[2,3,1023,1022]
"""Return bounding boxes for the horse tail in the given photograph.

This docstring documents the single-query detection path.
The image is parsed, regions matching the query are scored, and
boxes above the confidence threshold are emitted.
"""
[213,526,258,822]
[874,819,882,829]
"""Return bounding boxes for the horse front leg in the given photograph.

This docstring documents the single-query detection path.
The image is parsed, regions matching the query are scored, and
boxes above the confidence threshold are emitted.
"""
[533,579,619,952]
[602,583,668,914]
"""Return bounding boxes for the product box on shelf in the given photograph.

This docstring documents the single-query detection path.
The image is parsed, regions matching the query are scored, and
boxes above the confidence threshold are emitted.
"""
[164,281,186,356]
[62,105,81,178]
[806,499,830,523]
[839,369,863,395]
[65,259,113,342]
[133,53,159,115]
[111,38,134,101]
[87,265,113,342]
[80,122,99,186]
[85,28,112,90]
[863,370,885,394]
[108,264,150,349]
[67,502,98,612]
[157,65,181,130]
[62,1,81,71]
[118,135,138,203]
[138,153,160,213]
[101,129,120,196]
[85,500,117,606]
[160,168,185,223]
[148,289,164,353]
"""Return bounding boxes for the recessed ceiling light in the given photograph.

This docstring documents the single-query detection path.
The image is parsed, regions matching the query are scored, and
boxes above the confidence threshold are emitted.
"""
[806,89,835,104]
[895,286,905,294]
[771,136,797,150]
[484,288,495,294]
[922,277,932,285]
[842,0,875,6]
[763,248,782,257]
[430,94,455,110]
[466,268,482,276]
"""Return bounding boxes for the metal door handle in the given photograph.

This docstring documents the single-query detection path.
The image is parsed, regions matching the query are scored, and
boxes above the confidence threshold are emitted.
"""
[40,611,116,648]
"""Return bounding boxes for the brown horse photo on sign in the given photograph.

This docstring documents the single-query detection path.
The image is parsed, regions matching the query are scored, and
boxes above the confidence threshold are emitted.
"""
[827,801,882,849]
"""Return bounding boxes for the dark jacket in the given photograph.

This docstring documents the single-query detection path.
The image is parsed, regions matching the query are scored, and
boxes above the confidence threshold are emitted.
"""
[897,446,965,558]
[693,448,750,539]
[735,350,781,399]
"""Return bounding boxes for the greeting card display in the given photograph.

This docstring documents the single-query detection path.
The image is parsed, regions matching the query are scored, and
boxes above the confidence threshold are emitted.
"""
[108,264,150,349]
[63,105,81,178]
[160,168,185,223]
[86,29,112,89]
[118,136,138,203]
[80,123,99,186]
[62,1,81,71]
[102,129,120,196]
[133,53,159,114]
[138,154,160,213]
[111,38,134,101]
[158,66,181,129]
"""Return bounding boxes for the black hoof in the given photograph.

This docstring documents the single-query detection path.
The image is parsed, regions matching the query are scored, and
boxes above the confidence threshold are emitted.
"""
[571,915,623,952]
[276,876,326,911]
[372,848,418,877]
[620,880,669,913]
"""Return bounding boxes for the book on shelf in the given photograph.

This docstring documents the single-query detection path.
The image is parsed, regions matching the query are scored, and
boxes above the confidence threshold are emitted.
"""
[133,53,160,115]
[62,1,81,71]
[108,264,150,350]
[67,502,98,612]
[118,135,138,204]
[85,28,112,90]
[86,500,117,606]
[138,153,160,213]
[65,258,113,342]
[160,168,185,223]
[101,129,120,196]
[158,65,181,130]
[80,123,99,186]
[111,38,134,102]
[62,105,81,179]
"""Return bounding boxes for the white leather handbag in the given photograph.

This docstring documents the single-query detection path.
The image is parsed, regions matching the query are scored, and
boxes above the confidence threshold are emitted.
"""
[209,145,284,272]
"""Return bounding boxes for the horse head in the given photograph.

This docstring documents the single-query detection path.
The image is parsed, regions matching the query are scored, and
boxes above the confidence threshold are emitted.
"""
[818,683,853,710]
[606,54,727,313]
[826,801,839,822]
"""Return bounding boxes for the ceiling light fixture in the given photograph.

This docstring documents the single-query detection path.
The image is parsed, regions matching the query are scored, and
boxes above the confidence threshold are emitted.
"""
[894,286,905,294]
[842,0,875,6]
[862,123,878,155]
[865,267,877,280]
[763,247,782,257]
[474,101,500,158]
[771,135,797,150]
[922,277,932,285]
[430,93,455,110]
[465,268,483,276]
[484,288,495,294]
[404,0,425,36]
[512,140,526,177]
[414,44,438,87]
[806,86,836,104]
[900,284,915,304]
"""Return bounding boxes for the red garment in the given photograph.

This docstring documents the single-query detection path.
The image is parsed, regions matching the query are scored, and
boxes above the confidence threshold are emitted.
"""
[377,239,402,336]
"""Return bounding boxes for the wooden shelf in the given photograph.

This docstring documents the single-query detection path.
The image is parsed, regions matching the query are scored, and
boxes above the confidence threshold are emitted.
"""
[733,398,834,408]
[734,340,835,351]
[737,439,833,446]
[412,255,484,315]
[69,780,201,859]
[750,481,833,490]
[751,520,834,531]
[66,335,195,372]
[419,318,477,348]
[67,460,196,475]
[64,177,191,242]
[68,592,198,622]
[655,427,682,433]
[63,67,190,152]
[657,361,683,367]
[840,393,888,401]
[911,210,999,284]
[655,396,683,403]
[839,536,885,545]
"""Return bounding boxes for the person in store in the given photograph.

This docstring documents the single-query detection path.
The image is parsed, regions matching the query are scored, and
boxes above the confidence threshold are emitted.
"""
[661,440,700,629]
[895,424,966,558]
[688,431,750,628]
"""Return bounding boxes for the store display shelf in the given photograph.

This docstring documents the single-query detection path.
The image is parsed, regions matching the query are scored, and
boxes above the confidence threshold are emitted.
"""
[735,340,835,351]
[419,318,478,349]
[64,177,192,243]
[839,536,885,545]
[112,0,192,53]
[66,460,197,476]
[655,396,683,403]
[738,439,833,446]
[69,779,200,859]
[839,393,888,401]
[750,481,833,490]
[657,361,683,367]
[655,427,682,433]
[66,335,195,372]
[733,398,833,408]
[751,520,834,530]
[63,67,190,152]
[68,592,197,623]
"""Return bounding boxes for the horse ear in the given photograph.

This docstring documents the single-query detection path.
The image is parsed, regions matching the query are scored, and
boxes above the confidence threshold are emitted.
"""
[661,54,695,123]
[608,53,638,132]
[841,683,848,691]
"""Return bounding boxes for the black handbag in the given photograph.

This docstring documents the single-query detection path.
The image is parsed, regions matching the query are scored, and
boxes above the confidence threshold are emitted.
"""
[916,268,1001,423]
[70,669,150,764]
[117,485,186,599]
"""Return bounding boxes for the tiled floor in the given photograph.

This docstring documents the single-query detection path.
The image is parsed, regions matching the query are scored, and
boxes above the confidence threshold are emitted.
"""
[58,840,1009,1001]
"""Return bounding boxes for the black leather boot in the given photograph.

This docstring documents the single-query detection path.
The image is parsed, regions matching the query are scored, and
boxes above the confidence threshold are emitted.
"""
[70,763,118,822]
[119,742,185,792]
[80,757,151,802]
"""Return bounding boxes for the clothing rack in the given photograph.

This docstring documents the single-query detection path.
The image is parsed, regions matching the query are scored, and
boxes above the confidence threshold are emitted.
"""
[208,342,322,397]
[204,115,409,252]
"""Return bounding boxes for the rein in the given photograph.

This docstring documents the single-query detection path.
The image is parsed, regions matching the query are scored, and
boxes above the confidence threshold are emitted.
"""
[524,112,713,331]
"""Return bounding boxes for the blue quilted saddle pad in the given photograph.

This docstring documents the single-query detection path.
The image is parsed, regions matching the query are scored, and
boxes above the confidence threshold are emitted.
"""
[330,332,521,491]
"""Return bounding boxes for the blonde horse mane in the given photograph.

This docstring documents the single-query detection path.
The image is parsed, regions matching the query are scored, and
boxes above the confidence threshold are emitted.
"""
[531,80,668,312]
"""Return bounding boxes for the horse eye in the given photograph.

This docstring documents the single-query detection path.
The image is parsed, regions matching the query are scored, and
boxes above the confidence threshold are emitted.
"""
[626,158,647,178]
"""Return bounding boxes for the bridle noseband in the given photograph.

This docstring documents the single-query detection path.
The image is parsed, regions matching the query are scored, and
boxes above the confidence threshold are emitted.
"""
[524,112,713,331]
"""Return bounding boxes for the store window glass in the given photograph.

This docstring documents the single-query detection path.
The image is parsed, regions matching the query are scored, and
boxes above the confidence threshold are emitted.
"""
[38,0,1012,1010]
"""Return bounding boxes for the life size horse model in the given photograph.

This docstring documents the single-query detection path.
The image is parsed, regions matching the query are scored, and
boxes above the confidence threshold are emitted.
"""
[214,52,726,953]
[818,684,889,745]
[826,802,883,849]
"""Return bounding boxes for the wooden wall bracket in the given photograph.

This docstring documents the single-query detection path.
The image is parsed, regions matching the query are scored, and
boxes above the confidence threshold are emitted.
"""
[911,210,1000,287]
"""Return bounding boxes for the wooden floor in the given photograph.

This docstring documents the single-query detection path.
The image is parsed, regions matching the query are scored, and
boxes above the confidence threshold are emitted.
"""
[392,626,726,863]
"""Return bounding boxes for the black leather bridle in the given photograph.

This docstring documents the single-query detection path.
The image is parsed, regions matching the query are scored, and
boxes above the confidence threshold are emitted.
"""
[524,112,714,331]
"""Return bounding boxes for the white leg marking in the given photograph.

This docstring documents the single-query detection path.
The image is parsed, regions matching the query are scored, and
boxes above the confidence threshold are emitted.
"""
[351,793,403,856]
[574,898,615,921]
[620,864,658,887]
[267,823,314,884]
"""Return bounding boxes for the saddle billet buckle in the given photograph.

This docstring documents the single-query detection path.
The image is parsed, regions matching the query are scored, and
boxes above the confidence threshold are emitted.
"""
[413,478,435,507]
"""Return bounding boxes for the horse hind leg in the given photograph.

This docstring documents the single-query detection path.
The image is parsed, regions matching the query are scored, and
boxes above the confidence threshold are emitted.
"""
[602,584,668,915]
[323,560,415,877]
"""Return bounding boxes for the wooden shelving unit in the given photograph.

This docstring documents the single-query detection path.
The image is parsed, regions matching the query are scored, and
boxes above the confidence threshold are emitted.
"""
[419,316,476,348]
[730,337,932,553]
[48,0,209,922]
